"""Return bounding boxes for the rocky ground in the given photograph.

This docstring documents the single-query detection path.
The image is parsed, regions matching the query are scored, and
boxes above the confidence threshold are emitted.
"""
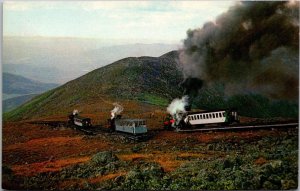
[2,116,298,190]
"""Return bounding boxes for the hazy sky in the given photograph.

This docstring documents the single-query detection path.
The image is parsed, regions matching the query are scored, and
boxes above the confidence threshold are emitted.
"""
[4,1,235,44]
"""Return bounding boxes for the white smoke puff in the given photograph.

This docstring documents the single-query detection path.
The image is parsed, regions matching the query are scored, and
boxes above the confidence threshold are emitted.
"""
[167,96,189,115]
[73,109,79,115]
[111,103,123,119]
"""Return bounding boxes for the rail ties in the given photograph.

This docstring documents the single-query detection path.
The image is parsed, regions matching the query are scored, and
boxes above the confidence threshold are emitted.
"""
[29,121,67,128]
[177,122,298,132]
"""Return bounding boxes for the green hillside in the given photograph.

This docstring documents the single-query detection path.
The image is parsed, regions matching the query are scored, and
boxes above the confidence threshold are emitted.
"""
[4,50,298,121]
[3,94,38,112]
[4,51,183,121]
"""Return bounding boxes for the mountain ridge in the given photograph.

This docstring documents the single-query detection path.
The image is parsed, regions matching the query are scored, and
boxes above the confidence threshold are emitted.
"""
[4,51,183,121]
[3,72,59,95]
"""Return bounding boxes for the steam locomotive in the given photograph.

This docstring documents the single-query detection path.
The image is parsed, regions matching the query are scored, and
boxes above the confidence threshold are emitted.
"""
[165,109,239,130]
[68,113,92,127]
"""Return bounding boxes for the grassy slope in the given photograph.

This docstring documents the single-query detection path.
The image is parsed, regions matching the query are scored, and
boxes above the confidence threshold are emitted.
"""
[193,84,299,119]
[3,94,39,112]
[4,51,183,121]
[4,50,298,121]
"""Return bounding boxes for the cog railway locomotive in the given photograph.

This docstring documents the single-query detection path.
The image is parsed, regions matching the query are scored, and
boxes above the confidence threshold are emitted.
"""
[68,113,92,127]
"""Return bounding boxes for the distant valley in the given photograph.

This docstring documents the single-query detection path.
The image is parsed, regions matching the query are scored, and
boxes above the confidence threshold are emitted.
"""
[3,73,59,111]
[3,36,179,83]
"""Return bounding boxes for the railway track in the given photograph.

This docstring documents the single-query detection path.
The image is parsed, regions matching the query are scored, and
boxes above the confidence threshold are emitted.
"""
[29,121,149,141]
[176,122,298,132]
[29,121,67,127]
[29,120,298,136]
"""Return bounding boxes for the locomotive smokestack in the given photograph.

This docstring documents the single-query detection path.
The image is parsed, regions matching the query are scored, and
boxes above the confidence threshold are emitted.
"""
[111,103,123,119]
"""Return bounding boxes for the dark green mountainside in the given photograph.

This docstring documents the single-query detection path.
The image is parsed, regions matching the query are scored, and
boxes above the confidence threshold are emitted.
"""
[4,51,298,121]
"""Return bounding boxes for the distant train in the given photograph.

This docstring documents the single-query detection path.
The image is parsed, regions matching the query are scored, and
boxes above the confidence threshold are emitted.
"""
[164,109,239,130]
[68,111,148,137]
[68,113,92,127]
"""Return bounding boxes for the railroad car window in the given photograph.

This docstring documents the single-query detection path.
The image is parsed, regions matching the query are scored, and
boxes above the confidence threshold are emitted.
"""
[208,114,211,118]
[197,115,200,119]
[219,113,222,117]
[222,112,225,117]
[206,114,209,119]
[212,113,215,118]
[200,115,202,119]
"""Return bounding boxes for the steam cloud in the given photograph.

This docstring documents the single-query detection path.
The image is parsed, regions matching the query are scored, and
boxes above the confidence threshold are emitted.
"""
[167,96,189,126]
[73,109,79,115]
[179,1,299,100]
[111,103,123,119]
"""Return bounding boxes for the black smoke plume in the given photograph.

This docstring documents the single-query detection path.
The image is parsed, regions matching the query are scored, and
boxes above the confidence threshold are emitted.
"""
[180,77,203,110]
[179,1,299,100]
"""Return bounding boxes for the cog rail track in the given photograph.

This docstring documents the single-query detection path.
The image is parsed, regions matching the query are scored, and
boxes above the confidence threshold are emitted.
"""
[176,122,298,132]
[28,121,149,141]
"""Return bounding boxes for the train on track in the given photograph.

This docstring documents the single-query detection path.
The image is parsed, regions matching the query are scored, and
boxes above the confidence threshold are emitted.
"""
[164,109,240,130]
[68,112,148,140]
[68,113,92,127]
[30,108,297,138]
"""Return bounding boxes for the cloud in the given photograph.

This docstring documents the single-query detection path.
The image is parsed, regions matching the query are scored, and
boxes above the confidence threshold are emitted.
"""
[3,1,235,42]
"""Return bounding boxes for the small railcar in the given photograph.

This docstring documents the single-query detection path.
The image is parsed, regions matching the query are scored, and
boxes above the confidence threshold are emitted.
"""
[165,109,239,130]
[185,109,239,126]
[114,119,147,135]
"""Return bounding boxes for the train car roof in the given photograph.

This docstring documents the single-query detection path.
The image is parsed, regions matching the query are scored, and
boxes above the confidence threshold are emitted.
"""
[187,108,237,115]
